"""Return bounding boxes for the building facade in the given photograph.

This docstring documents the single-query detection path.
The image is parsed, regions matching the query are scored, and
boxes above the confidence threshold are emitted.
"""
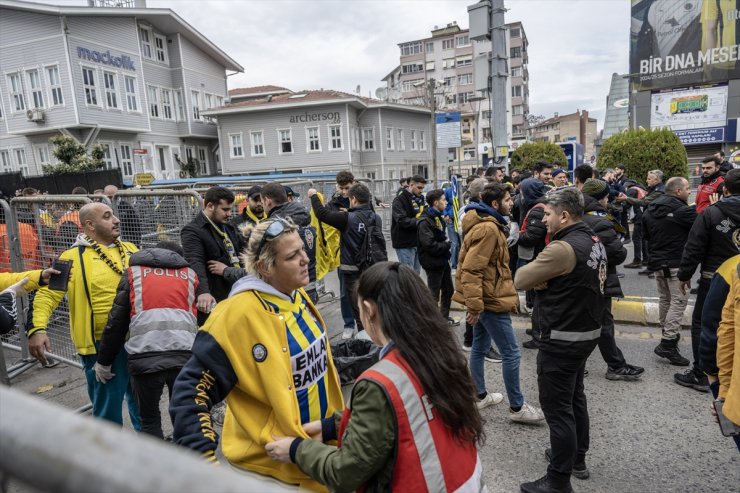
[0,0,242,181]
[530,110,598,160]
[205,89,432,181]
[594,73,629,155]
[381,20,529,172]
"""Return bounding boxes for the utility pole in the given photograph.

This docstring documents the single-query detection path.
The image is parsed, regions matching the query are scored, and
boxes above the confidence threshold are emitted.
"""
[428,78,438,186]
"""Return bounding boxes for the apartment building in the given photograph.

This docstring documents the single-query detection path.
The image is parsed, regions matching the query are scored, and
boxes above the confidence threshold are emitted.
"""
[0,0,242,181]
[530,110,598,159]
[381,20,529,169]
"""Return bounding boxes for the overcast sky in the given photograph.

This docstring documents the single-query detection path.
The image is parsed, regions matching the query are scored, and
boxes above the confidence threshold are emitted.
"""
[36,0,631,127]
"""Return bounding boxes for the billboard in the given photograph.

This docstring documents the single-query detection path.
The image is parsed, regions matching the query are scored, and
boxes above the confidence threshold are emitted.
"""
[630,0,740,90]
[651,84,728,144]
[435,112,461,148]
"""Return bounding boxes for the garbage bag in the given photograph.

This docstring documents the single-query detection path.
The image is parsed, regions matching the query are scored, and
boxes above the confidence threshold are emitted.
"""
[331,339,380,385]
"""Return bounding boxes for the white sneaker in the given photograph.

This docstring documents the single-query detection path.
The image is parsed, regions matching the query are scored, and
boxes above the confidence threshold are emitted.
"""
[509,402,545,423]
[476,392,504,410]
[341,327,355,340]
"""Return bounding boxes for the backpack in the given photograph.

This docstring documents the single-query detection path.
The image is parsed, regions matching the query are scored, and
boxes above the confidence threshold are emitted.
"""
[353,212,387,271]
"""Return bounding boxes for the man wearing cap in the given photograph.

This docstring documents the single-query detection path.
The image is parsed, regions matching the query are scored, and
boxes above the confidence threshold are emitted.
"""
[284,186,300,202]
[581,179,645,381]
[231,185,265,229]
[552,168,569,188]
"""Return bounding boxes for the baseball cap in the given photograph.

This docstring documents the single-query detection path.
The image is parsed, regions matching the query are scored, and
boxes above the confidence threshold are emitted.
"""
[247,185,262,199]
[284,186,300,198]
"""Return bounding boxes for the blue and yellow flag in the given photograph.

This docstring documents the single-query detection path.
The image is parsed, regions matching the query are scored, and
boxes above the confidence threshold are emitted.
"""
[451,175,460,231]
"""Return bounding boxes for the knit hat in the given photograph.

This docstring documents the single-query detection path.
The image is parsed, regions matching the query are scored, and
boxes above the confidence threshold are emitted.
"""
[581,179,609,200]
[552,168,566,178]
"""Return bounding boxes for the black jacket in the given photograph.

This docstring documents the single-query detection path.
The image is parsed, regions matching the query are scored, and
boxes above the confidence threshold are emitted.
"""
[642,194,697,271]
[391,189,421,248]
[180,211,246,302]
[720,160,733,174]
[517,204,547,260]
[582,196,627,298]
[679,196,740,281]
[97,248,195,375]
[268,201,317,287]
[416,209,450,270]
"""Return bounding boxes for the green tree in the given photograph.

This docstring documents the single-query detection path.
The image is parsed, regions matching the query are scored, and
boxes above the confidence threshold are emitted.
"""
[596,128,688,182]
[175,154,199,178]
[510,141,568,172]
[43,135,105,175]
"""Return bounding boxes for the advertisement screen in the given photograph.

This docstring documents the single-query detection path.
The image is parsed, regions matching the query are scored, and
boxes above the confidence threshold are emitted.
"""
[651,85,728,144]
[630,0,740,90]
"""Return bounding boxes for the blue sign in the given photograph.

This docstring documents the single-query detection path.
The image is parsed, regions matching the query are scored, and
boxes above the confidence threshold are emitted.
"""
[673,127,725,146]
[558,142,584,172]
[435,112,461,148]
[435,112,461,124]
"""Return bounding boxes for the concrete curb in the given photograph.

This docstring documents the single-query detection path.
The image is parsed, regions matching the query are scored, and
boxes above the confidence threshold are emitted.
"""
[451,295,694,327]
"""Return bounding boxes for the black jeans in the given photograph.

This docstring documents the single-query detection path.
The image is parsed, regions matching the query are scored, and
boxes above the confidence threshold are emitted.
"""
[537,351,589,486]
[597,297,626,369]
[130,368,182,438]
[690,277,712,368]
[425,263,454,319]
[631,215,649,263]
[341,270,364,332]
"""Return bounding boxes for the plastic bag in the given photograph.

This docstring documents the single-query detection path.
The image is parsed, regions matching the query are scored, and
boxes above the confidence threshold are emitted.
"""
[331,339,380,385]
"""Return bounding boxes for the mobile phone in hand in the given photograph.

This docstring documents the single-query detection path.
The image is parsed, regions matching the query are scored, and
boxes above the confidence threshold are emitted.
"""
[714,400,740,437]
[48,259,72,291]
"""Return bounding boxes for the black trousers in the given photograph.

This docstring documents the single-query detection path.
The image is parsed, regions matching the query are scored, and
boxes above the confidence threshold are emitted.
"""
[690,277,712,368]
[631,215,649,263]
[425,263,454,319]
[130,368,182,438]
[597,297,626,369]
[342,270,364,332]
[537,351,589,486]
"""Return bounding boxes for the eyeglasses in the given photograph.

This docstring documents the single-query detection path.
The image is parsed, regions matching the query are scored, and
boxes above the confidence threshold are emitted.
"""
[255,218,290,257]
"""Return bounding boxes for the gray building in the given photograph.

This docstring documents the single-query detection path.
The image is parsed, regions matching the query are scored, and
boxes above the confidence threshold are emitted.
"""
[0,0,242,182]
[205,88,433,181]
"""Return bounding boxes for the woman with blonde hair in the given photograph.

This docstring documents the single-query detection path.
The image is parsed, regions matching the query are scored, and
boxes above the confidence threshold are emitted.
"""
[170,217,344,490]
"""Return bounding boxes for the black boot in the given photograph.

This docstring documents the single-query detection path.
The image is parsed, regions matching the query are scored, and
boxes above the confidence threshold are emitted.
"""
[520,475,573,493]
[654,338,690,366]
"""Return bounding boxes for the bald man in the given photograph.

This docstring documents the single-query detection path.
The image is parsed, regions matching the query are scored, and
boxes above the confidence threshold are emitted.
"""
[30,203,141,428]
[104,184,141,246]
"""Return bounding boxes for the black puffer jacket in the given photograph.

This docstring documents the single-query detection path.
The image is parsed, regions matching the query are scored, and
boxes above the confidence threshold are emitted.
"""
[679,196,740,281]
[417,209,450,270]
[391,189,421,248]
[517,204,547,261]
[642,194,696,271]
[582,195,627,298]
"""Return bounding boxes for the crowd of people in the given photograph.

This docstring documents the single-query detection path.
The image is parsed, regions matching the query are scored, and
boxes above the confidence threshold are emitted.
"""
[2,152,739,491]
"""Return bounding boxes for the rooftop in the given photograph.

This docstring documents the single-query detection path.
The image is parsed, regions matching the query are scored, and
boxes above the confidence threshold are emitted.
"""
[228,85,292,97]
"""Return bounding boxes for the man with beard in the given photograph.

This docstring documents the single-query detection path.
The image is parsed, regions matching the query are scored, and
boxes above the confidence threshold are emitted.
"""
[231,185,266,228]
[696,157,725,214]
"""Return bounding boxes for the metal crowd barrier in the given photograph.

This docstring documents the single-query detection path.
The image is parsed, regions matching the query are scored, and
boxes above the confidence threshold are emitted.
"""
[0,386,292,493]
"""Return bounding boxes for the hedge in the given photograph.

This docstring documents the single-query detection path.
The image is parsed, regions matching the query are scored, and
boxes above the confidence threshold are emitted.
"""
[596,128,688,182]
[510,141,568,172]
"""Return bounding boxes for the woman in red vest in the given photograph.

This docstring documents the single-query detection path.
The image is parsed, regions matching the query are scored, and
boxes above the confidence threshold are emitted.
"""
[267,261,487,492]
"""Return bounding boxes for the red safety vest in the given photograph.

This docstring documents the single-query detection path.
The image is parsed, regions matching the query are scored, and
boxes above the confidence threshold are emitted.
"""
[338,349,485,492]
[696,176,724,213]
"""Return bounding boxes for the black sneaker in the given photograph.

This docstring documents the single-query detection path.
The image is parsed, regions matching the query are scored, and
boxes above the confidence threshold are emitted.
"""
[447,317,460,327]
[525,328,533,336]
[674,368,710,392]
[520,474,574,493]
[462,341,472,352]
[485,347,503,363]
[624,261,642,269]
[523,339,538,349]
[545,448,589,480]
[654,343,690,366]
[605,364,644,381]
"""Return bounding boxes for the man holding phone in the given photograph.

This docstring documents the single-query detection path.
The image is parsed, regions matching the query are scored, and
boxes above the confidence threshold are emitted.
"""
[29,202,140,429]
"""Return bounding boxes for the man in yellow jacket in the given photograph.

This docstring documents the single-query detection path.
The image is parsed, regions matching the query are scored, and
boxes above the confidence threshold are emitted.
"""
[29,202,140,428]
[716,258,740,451]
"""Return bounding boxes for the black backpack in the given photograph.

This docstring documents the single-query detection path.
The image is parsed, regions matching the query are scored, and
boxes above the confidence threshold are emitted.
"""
[353,212,387,271]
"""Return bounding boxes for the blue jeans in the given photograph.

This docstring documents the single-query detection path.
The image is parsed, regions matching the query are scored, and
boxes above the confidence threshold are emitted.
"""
[337,270,355,329]
[396,247,420,273]
[447,224,460,269]
[80,346,141,430]
[470,311,524,408]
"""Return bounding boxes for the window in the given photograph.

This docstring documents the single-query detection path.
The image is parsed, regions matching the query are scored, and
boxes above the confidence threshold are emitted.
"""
[511,85,522,97]
[482,110,491,120]
[510,27,521,38]
[103,72,118,109]
[458,74,473,85]
[26,69,44,108]
[425,42,434,53]
[279,129,293,154]
[100,143,113,169]
[306,126,321,152]
[46,66,63,106]
[400,41,423,56]
[140,27,152,59]
[510,47,521,58]
[386,127,394,150]
[204,93,214,110]
[215,95,223,107]
[443,76,455,87]
[410,130,417,151]
[397,128,405,151]
[456,55,472,67]
[120,144,133,176]
[82,67,98,106]
[426,61,435,71]
[512,105,523,116]
[35,145,50,165]
[175,90,185,120]
[362,127,375,151]
[329,125,342,150]
[401,79,423,93]
[9,73,26,111]
[401,63,423,74]
[158,147,167,171]
[124,76,138,111]
[420,130,427,150]
[442,58,455,69]
[512,125,524,136]
[250,131,265,156]
[229,133,243,158]
[554,134,561,142]
[191,90,200,120]
[147,85,159,117]
[154,35,167,63]
[442,39,454,50]
[351,127,359,151]
[198,147,208,175]
[511,67,522,77]
[457,35,470,46]
[0,150,11,173]
[446,93,458,104]
[161,88,172,119]
[14,148,28,176]
[460,92,475,103]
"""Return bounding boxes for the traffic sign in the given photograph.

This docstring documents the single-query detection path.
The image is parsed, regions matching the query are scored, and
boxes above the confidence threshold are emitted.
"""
[134,173,154,186]
[133,148,148,155]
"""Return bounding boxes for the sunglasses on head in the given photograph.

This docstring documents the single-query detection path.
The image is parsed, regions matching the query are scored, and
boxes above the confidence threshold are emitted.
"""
[255,218,290,257]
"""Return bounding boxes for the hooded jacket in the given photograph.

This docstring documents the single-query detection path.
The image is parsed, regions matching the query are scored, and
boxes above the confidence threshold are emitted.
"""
[268,201,317,289]
[582,195,627,298]
[391,189,422,248]
[642,194,697,271]
[170,275,343,489]
[96,248,198,374]
[416,208,450,270]
[31,235,138,355]
[452,202,519,315]
[716,261,740,425]
[679,196,740,281]
[696,171,724,214]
